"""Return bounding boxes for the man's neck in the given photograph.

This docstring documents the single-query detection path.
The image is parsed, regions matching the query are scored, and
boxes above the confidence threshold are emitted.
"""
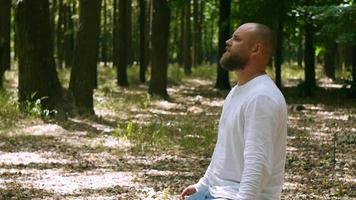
[235,68,266,86]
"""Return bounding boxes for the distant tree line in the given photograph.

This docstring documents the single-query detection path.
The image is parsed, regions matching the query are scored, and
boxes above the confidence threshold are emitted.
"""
[0,0,355,117]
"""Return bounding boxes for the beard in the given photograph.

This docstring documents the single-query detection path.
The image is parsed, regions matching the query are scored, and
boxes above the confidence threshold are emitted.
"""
[219,51,248,71]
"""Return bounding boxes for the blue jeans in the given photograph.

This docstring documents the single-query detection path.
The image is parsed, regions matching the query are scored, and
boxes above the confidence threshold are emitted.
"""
[185,188,228,200]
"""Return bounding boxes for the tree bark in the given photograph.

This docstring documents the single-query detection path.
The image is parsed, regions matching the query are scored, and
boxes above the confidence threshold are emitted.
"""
[351,44,356,97]
[193,0,203,67]
[139,0,146,82]
[64,3,74,68]
[113,0,118,67]
[324,43,336,80]
[16,0,64,110]
[274,2,285,89]
[69,0,101,115]
[56,0,65,68]
[0,0,11,71]
[183,1,192,75]
[148,0,170,99]
[304,14,316,96]
[101,0,108,67]
[215,0,231,90]
[116,0,130,86]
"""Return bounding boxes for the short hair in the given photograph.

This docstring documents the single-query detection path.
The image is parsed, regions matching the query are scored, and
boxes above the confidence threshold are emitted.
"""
[242,23,276,59]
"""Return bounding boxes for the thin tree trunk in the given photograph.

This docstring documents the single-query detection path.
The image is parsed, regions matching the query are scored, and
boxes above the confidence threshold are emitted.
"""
[113,0,118,67]
[57,0,64,68]
[64,3,74,68]
[324,43,336,80]
[0,0,11,88]
[16,0,64,110]
[178,7,184,66]
[183,1,192,75]
[149,0,170,99]
[297,29,303,68]
[215,0,231,90]
[351,44,356,97]
[274,3,285,89]
[69,0,101,115]
[117,0,129,86]
[139,0,146,82]
[0,0,11,70]
[304,12,316,96]
[193,0,203,67]
[101,0,108,67]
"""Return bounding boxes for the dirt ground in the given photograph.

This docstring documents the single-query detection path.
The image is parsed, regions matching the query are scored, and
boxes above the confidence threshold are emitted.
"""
[0,67,355,199]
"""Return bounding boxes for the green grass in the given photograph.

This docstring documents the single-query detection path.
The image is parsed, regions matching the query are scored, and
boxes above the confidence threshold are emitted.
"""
[0,90,21,129]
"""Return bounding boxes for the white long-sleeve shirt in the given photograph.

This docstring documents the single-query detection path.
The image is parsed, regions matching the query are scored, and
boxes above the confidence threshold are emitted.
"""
[194,75,288,200]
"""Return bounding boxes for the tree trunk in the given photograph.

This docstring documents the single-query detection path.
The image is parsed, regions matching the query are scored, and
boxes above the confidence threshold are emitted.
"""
[304,15,316,96]
[0,0,11,88]
[50,0,57,66]
[149,0,170,99]
[64,3,74,68]
[101,0,108,67]
[193,0,203,67]
[297,28,303,68]
[113,0,118,67]
[69,0,101,115]
[324,43,336,80]
[351,44,356,98]
[178,7,184,66]
[274,3,284,89]
[57,0,65,68]
[215,0,231,90]
[183,1,192,75]
[139,0,146,82]
[16,0,64,110]
[116,0,129,86]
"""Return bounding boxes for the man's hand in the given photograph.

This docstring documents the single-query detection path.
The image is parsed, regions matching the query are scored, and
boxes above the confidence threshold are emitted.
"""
[179,185,197,200]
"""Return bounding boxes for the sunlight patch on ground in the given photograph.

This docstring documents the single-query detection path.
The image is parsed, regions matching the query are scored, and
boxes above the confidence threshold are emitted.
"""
[20,169,133,195]
[151,101,185,110]
[185,79,212,86]
[23,124,67,136]
[201,99,224,107]
[0,151,69,165]
[148,108,187,116]
[62,135,132,149]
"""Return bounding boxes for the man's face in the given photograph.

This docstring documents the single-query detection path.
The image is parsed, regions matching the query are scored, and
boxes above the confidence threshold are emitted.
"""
[219,26,252,71]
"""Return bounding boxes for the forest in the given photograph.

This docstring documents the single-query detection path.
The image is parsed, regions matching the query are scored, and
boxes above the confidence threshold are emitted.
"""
[0,0,355,199]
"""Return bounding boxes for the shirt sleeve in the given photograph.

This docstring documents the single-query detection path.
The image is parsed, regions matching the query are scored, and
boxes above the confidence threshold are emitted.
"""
[194,162,212,192]
[236,94,280,199]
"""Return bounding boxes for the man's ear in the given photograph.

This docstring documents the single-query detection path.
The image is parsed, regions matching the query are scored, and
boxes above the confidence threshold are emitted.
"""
[251,43,263,55]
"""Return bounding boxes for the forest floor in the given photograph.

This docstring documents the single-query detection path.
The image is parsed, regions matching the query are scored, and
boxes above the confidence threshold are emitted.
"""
[0,65,355,200]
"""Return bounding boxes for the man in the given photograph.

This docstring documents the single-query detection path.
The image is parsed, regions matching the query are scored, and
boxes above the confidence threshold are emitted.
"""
[180,23,288,200]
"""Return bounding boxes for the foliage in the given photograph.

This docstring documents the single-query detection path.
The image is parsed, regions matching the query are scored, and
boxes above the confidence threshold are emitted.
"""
[0,90,20,128]
[24,92,57,118]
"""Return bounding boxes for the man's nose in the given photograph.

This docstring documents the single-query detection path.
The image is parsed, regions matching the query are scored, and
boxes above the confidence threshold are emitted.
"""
[225,38,231,46]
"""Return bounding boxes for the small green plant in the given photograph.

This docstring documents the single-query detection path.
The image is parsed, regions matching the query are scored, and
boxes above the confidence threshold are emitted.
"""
[24,92,57,118]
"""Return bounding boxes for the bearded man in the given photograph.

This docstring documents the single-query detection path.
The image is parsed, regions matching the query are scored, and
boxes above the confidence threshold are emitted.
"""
[180,23,288,200]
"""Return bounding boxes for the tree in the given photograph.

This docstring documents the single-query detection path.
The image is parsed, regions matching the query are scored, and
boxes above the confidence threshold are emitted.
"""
[148,0,170,99]
[274,1,286,89]
[116,0,130,86]
[139,0,147,82]
[193,0,203,67]
[100,0,109,67]
[183,1,192,75]
[69,0,101,115]
[0,0,11,88]
[15,0,64,110]
[304,1,316,96]
[215,0,231,90]
[63,1,75,68]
